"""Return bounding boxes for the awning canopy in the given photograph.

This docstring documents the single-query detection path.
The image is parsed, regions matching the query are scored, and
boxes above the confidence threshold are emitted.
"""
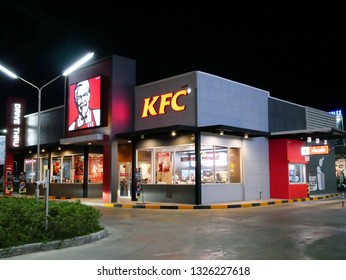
[116,124,269,140]
[60,133,106,146]
[270,127,346,141]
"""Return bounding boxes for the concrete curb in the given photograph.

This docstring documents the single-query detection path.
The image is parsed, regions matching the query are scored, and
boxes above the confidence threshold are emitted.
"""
[81,193,342,210]
[2,193,342,210]
[0,229,108,259]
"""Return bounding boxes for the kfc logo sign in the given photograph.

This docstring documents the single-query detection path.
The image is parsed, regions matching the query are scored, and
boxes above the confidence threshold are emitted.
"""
[141,89,188,118]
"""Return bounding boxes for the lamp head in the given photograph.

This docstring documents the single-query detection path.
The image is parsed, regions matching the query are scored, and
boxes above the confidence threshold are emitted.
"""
[0,64,18,79]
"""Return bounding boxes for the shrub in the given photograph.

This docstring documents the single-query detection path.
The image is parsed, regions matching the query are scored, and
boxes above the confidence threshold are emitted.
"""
[0,197,103,249]
[46,200,103,239]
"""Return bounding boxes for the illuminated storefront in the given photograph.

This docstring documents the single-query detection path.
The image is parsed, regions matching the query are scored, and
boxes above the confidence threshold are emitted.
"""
[122,71,271,204]
[11,55,136,201]
[5,54,346,204]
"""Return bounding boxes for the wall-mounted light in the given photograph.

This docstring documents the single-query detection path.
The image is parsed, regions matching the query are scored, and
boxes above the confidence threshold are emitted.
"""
[41,148,45,152]
[220,130,224,136]
[171,131,176,136]
[244,133,249,139]
[29,150,32,154]
[58,146,61,151]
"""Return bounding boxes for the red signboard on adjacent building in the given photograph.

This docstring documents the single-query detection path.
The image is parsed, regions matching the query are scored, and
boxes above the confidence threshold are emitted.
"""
[301,145,330,156]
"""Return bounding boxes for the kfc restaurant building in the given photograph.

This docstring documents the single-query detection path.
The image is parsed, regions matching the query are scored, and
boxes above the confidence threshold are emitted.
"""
[4,54,344,204]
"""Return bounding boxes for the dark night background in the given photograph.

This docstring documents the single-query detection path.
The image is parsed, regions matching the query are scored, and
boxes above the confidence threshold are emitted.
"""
[0,1,345,130]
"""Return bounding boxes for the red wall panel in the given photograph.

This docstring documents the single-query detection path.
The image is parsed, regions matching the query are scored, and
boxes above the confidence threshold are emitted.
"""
[269,139,308,199]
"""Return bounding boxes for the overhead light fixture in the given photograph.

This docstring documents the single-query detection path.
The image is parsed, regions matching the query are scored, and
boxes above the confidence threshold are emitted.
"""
[307,137,312,143]
[171,131,176,136]
[220,130,224,136]
[58,146,61,150]
[62,52,94,76]
[324,139,327,145]
[315,138,320,144]
[244,133,249,139]
[141,135,144,139]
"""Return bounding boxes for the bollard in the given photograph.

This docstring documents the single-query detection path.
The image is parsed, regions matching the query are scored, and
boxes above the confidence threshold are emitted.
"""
[35,187,40,203]
[307,183,310,198]
[342,191,345,208]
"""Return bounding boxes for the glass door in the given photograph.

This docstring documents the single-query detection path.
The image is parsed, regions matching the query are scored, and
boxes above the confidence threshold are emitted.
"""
[118,162,132,197]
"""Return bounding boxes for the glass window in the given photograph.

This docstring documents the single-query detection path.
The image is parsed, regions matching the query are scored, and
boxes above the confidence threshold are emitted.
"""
[42,158,49,181]
[52,157,62,183]
[137,145,196,185]
[138,149,153,184]
[201,145,229,183]
[63,156,72,183]
[24,159,36,183]
[24,157,49,183]
[74,155,84,183]
[32,159,37,182]
[201,145,215,183]
[201,145,241,183]
[88,154,103,183]
[289,163,306,184]
[229,148,241,183]
[215,146,228,183]
[155,147,173,184]
[136,144,241,185]
[174,145,195,184]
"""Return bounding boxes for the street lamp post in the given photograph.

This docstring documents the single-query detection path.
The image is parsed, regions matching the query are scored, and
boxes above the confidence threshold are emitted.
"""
[0,51,94,203]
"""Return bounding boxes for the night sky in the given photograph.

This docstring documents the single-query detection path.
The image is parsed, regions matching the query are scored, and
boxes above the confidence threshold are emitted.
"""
[1,1,345,129]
